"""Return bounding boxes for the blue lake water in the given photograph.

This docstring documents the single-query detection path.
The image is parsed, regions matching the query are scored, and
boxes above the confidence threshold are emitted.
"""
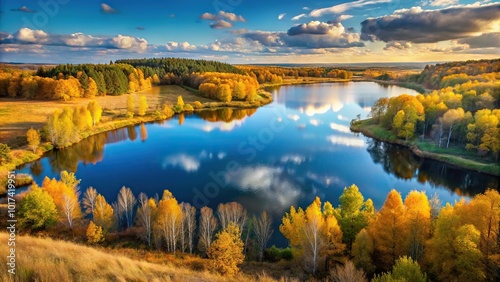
[17,82,499,246]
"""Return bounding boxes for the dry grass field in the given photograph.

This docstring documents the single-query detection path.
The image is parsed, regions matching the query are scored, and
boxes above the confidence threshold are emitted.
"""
[0,232,290,282]
[0,85,209,146]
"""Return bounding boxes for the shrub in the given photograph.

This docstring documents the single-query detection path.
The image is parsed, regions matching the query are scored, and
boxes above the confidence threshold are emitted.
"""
[86,221,105,244]
[264,246,281,262]
[172,105,183,113]
[330,261,367,282]
[162,104,175,118]
[208,224,244,276]
[183,104,194,112]
[192,101,203,109]
[19,185,58,230]
[0,143,12,164]
[264,246,293,262]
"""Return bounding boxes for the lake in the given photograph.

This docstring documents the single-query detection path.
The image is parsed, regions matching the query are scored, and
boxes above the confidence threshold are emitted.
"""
[16,82,499,246]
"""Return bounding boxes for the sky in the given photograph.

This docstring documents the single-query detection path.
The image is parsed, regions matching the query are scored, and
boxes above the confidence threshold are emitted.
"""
[0,0,499,64]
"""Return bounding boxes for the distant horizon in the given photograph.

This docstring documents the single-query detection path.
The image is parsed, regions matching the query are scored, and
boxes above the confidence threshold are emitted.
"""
[0,59,479,68]
[1,0,499,64]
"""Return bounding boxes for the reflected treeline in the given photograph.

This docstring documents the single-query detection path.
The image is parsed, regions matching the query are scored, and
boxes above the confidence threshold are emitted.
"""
[26,107,258,175]
[367,139,422,180]
[127,125,138,141]
[46,133,106,172]
[416,161,499,197]
[105,127,130,144]
[196,108,257,123]
[29,160,44,177]
[366,139,499,196]
[31,124,148,174]
[104,124,148,143]
[140,123,148,142]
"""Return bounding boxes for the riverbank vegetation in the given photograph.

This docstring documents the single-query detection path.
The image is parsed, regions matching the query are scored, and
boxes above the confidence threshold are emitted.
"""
[2,173,499,281]
[352,59,500,175]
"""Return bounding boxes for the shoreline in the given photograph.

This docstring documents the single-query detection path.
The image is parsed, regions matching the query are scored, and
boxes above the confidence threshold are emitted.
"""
[260,77,352,88]
[350,119,500,177]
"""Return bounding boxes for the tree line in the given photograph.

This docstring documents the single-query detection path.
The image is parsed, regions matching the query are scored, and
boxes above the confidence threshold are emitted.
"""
[32,97,150,149]
[407,58,500,89]
[107,59,263,102]
[115,57,244,77]
[194,72,259,102]
[237,65,353,83]
[0,64,154,99]
[43,100,103,148]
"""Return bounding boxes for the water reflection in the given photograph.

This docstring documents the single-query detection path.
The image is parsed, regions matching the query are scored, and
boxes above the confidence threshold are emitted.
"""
[45,134,106,173]
[29,161,43,177]
[29,107,257,176]
[367,139,422,180]
[127,126,138,141]
[416,161,499,197]
[228,165,303,213]
[105,127,131,144]
[192,108,257,132]
[162,153,201,172]
[366,139,498,196]
[270,82,417,118]
[196,108,257,123]
[140,123,148,142]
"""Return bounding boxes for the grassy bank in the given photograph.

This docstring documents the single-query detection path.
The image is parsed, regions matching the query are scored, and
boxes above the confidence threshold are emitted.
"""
[350,118,500,176]
[0,232,285,282]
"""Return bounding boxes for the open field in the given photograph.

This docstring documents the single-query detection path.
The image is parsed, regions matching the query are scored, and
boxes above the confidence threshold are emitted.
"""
[0,85,208,146]
[0,232,289,282]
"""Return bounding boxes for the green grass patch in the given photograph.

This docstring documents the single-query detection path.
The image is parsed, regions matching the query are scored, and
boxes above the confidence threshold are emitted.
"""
[351,119,398,142]
[0,107,11,115]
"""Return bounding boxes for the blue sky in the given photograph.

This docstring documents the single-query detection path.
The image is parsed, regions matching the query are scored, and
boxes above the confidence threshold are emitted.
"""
[0,0,499,64]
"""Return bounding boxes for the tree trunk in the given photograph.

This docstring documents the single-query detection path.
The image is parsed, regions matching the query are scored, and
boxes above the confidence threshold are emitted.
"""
[446,125,453,148]
[438,122,443,148]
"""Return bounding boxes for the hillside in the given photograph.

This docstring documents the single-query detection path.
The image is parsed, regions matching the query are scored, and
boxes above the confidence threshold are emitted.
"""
[0,232,275,282]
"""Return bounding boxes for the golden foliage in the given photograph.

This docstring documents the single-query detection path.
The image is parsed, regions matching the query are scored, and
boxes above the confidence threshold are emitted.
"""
[26,127,40,153]
[369,189,406,271]
[86,221,104,244]
[138,95,148,116]
[208,223,245,276]
[41,176,81,228]
[94,194,114,231]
